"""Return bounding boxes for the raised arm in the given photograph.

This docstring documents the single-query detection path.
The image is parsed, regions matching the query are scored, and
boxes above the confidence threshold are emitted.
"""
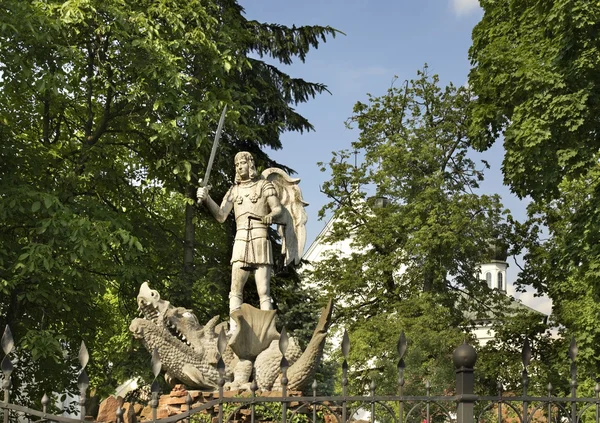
[197,186,233,223]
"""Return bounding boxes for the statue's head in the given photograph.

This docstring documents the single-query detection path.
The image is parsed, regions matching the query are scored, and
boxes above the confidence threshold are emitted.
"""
[234,151,258,182]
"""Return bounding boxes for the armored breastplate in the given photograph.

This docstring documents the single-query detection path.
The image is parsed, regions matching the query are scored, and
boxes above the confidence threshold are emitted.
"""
[233,180,271,230]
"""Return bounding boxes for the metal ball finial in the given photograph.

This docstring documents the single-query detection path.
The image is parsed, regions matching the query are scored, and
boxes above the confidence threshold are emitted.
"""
[453,341,477,369]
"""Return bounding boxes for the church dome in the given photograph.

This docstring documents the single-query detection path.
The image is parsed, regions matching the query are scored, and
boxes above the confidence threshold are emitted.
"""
[485,238,508,262]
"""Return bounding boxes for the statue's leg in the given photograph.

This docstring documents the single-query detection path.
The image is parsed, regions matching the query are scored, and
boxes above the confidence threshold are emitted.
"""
[255,265,273,310]
[230,262,250,311]
[230,262,250,332]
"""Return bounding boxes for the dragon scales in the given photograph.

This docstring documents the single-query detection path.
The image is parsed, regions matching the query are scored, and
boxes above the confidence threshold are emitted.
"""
[129,282,333,391]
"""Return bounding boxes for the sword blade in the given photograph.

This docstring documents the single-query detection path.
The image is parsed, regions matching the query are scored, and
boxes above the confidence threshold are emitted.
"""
[201,104,227,187]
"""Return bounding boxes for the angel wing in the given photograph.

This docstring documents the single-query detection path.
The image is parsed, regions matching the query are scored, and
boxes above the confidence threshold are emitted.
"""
[262,168,309,266]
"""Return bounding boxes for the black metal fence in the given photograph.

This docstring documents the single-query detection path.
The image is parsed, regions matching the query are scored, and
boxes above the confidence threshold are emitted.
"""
[1,325,599,423]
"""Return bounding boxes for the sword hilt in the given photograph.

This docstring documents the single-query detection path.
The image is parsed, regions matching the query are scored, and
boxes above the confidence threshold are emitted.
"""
[247,215,286,227]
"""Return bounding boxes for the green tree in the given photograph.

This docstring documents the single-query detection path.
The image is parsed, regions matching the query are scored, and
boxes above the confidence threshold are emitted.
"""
[469,0,600,383]
[469,0,600,201]
[475,308,562,397]
[0,0,338,405]
[310,68,511,395]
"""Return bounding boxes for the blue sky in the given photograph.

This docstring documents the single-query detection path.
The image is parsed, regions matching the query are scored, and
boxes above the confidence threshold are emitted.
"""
[240,1,550,313]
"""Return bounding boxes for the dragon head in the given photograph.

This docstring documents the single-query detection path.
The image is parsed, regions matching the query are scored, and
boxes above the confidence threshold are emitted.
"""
[132,282,215,353]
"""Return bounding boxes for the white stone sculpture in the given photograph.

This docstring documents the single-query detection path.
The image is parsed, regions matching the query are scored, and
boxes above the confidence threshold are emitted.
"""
[197,151,308,329]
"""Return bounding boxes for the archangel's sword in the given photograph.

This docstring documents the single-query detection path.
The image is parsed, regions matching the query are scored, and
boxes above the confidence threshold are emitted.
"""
[199,105,227,189]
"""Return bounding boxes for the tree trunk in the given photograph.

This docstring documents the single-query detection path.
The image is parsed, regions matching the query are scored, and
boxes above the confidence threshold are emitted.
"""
[423,266,434,292]
[183,184,196,286]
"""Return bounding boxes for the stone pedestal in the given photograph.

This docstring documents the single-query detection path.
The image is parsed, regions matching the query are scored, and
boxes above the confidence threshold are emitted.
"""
[96,385,307,423]
[96,395,140,423]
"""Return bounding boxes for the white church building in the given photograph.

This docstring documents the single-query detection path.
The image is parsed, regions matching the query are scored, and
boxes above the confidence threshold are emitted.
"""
[301,211,541,346]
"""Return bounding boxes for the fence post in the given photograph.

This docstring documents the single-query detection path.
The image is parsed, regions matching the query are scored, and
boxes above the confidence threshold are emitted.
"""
[2,326,14,423]
[454,341,477,423]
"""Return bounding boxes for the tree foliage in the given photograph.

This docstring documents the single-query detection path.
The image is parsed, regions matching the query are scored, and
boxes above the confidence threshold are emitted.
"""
[475,308,562,397]
[310,68,511,394]
[469,0,600,201]
[0,0,338,405]
[469,0,600,381]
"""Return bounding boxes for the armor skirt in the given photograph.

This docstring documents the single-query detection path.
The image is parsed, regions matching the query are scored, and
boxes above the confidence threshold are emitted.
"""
[231,228,273,265]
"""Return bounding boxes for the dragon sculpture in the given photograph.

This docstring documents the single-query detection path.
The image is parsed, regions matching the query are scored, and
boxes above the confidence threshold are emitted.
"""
[130,282,333,391]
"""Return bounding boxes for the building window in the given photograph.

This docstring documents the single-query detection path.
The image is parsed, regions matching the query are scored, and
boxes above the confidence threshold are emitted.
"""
[486,272,492,288]
[497,272,503,290]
